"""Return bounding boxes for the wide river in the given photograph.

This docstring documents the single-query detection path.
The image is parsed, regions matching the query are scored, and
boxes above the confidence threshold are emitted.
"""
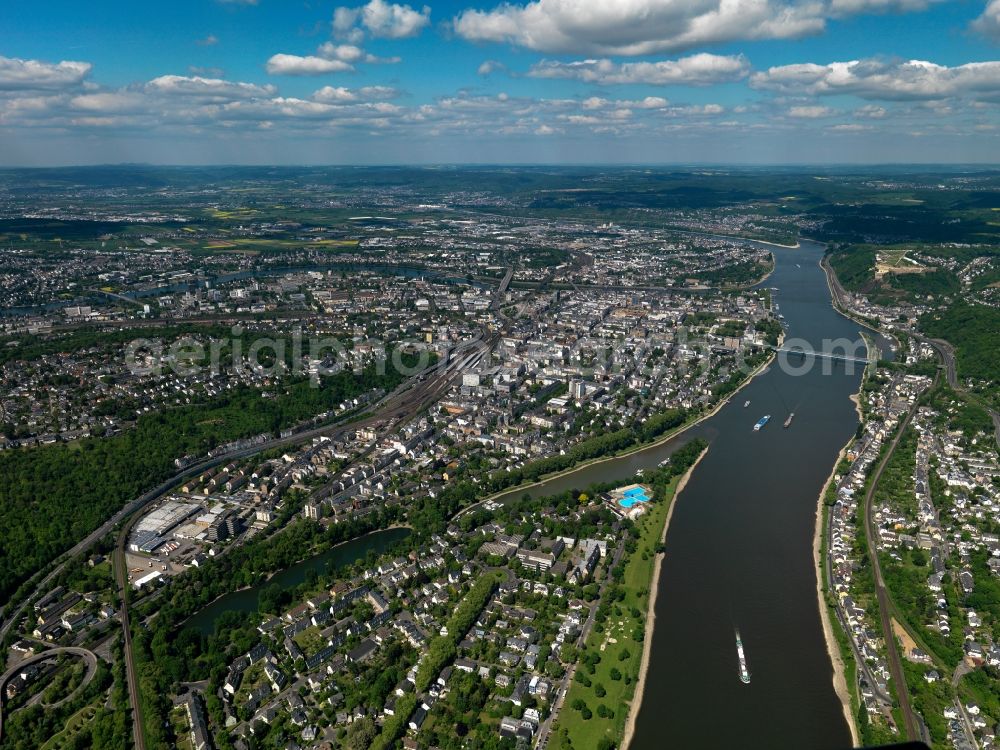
[492,238,882,749]
[183,238,872,746]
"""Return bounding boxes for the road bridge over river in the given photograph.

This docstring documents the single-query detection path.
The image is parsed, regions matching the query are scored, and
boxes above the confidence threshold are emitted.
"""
[771,344,875,366]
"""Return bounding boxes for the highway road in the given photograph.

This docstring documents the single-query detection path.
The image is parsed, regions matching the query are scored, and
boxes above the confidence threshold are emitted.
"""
[88,289,146,309]
[0,646,98,742]
[493,266,513,307]
[910,332,1000,452]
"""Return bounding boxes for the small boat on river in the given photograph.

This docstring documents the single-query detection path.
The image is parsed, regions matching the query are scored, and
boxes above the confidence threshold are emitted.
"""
[736,629,750,684]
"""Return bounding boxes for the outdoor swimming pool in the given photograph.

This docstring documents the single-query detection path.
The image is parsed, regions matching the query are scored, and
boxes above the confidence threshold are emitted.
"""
[619,487,650,508]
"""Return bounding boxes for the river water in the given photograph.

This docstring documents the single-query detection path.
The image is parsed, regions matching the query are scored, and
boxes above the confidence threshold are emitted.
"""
[180,239,869,746]
[184,527,410,636]
[492,239,878,749]
[628,240,867,750]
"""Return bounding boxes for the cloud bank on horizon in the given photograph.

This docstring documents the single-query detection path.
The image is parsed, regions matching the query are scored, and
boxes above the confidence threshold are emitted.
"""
[2,0,1000,164]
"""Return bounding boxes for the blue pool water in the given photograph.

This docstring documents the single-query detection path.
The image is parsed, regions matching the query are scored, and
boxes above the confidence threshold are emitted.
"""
[619,488,650,508]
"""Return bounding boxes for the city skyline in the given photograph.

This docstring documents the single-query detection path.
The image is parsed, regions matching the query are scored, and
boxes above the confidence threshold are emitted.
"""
[3,1,1000,164]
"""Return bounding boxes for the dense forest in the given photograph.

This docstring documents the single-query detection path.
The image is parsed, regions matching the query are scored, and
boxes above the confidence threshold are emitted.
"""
[827,244,961,306]
[828,246,876,293]
[0,324,234,367]
[921,302,1000,391]
[0,356,419,606]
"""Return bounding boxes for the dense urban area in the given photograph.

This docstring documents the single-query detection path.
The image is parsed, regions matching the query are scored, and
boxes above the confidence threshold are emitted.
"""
[0,166,997,750]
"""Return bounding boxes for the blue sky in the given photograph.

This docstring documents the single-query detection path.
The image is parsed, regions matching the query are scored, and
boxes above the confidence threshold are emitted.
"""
[2,0,1000,164]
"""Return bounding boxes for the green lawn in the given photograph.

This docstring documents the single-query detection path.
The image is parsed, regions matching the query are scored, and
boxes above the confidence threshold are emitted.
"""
[233,661,268,705]
[553,475,681,750]
[293,624,326,655]
[39,701,100,750]
[168,703,195,750]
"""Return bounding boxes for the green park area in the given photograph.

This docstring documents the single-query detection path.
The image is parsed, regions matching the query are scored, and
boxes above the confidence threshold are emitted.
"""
[552,470,685,750]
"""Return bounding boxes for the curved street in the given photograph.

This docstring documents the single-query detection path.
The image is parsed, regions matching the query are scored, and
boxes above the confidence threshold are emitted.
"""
[1,269,503,750]
[0,331,490,643]
[0,646,98,742]
[111,329,500,750]
[911,332,1000,452]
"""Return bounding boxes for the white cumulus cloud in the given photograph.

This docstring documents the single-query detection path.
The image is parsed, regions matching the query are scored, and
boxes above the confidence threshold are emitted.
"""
[146,75,277,99]
[787,104,836,117]
[316,42,400,64]
[0,55,92,91]
[579,95,670,110]
[855,103,888,117]
[751,58,1000,100]
[673,103,725,114]
[477,59,505,76]
[453,0,830,55]
[317,43,367,62]
[829,0,940,14]
[527,53,749,85]
[313,85,401,102]
[452,0,944,55]
[265,54,354,76]
[69,92,146,113]
[972,0,1000,39]
[334,0,431,39]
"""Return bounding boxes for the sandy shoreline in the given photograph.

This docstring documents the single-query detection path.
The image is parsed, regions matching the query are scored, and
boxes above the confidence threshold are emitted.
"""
[621,446,709,750]
[813,442,861,747]
[620,247,862,748]
[810,327,875,747]
[850,392,863,419]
